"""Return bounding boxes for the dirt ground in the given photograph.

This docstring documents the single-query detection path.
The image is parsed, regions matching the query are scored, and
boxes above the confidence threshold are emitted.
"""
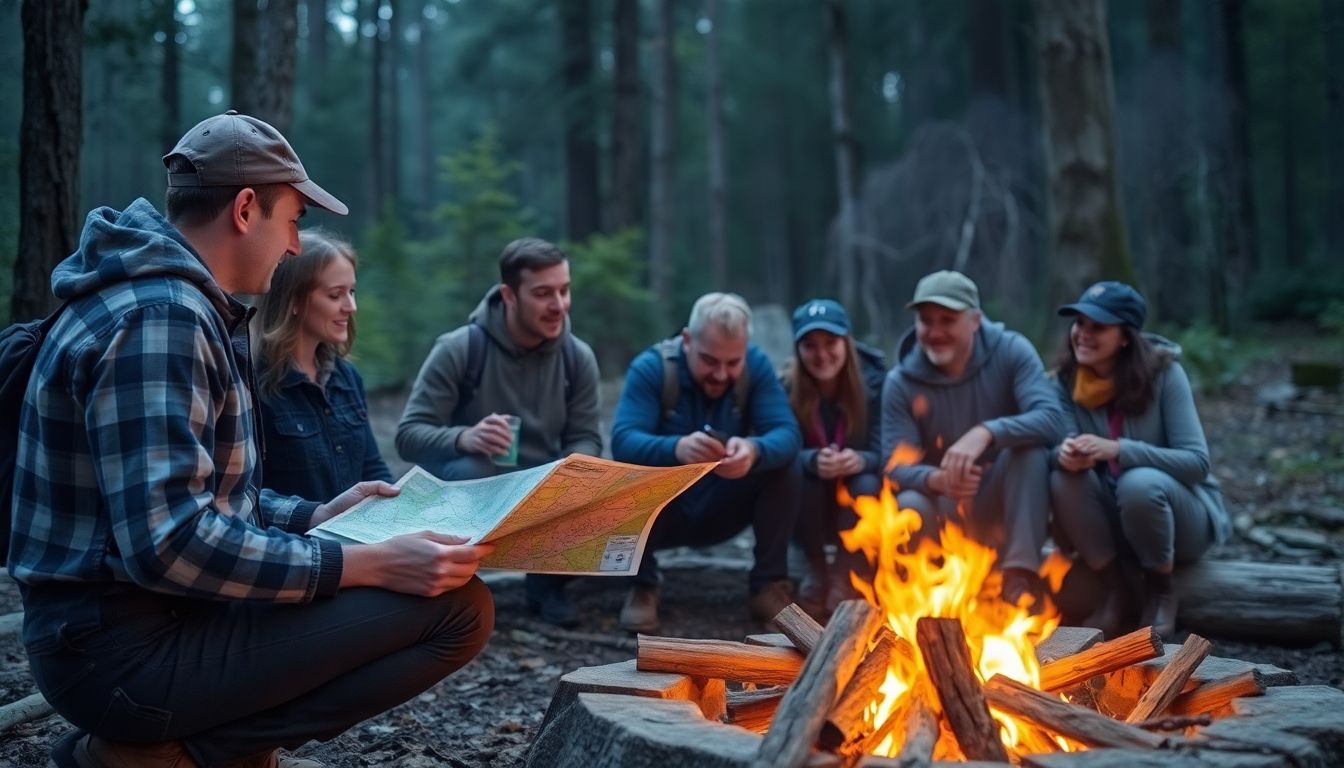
[2,342,1342,766]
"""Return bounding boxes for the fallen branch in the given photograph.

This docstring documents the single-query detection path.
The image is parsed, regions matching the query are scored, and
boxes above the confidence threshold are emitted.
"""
[1125,634,1213,723]
[0,692,54,733]
[1038,626,1164,692]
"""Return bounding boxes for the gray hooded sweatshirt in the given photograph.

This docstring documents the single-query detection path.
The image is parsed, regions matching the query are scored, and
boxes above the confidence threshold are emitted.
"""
[881,318,1066,494]
[395,286,603,469]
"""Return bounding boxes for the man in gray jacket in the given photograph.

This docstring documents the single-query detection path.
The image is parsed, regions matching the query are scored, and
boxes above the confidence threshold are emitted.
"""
[397,238,603,626]
[881,271,1066,610]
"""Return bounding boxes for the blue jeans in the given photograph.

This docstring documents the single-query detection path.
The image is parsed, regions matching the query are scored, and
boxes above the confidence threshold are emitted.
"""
[28,582,492,765]
[632,461,801,594]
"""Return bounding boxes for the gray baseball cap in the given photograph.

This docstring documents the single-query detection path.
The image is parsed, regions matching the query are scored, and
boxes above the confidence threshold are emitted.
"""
[163,110,348,216]
[906,270,980,311]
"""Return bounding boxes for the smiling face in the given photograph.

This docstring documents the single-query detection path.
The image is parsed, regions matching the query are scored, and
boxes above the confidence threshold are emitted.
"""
[1070,315,1127,375]
[502,260,571,346]
[914,304,980,374]
[797,330,848,386]
[684,324,748,400]
[297,254,357,350]
[240,186,306,295]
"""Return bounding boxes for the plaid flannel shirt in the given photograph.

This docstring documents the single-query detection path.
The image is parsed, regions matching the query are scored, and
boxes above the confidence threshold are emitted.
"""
[9,201,342,639]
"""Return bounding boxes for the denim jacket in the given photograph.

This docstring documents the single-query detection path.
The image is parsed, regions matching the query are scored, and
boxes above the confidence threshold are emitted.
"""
[260,355,393,503]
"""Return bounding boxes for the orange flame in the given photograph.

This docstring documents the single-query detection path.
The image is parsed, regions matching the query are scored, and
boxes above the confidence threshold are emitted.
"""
[839,444,1071,758]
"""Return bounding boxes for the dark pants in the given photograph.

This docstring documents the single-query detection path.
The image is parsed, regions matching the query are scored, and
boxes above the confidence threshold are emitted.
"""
[632,461,801,594]
[794,462,882,561]
[28,581,493,766]
[427,454,570,599]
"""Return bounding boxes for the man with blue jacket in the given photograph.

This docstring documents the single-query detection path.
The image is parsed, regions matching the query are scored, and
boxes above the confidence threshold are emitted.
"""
[881,271,1066,611]
[611,293,802,632]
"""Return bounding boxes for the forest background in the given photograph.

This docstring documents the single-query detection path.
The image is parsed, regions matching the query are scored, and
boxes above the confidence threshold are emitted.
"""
[3,0,1343,392]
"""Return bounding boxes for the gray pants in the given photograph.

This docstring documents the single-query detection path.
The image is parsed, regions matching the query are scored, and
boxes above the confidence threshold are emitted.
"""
[1050,466,1215,571]
[896,447,1050,572]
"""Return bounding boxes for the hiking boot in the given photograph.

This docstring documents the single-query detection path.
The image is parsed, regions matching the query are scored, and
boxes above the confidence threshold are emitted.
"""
[526,576,579,628]
[223,751,325,768]
[50,731,197,768]
[1081,561,1128,640]
[1000,567,1045,614]
[619,585,660,634]
[1140,569,1178,640]
[795,558,829,621]
[749,579,796,624]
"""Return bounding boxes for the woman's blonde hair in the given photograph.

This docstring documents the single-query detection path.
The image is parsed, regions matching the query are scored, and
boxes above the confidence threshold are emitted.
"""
[786,332,868,446]
[255,229,358,396]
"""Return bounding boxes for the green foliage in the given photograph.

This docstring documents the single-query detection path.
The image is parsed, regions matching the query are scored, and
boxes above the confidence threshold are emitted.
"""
[1165,324,1258,394]
[1265,431,1344,481]
[1314,299,1344,336]
[565,228,657,372]
[1246,266,1344,323]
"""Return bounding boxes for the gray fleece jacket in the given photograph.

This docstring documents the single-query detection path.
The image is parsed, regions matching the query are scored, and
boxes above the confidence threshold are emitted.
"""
[395,286,603,469]
[1053,340,1230,544]
[881,318,1066,494]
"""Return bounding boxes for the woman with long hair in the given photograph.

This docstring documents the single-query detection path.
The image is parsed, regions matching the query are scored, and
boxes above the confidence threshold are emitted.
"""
[254,229,391,502]
[1050,282,1228,639]
[783,299,886,619]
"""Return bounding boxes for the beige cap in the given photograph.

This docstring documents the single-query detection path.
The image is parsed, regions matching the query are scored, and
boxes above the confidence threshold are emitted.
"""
[163,111,348,216]
[906,270,980,311]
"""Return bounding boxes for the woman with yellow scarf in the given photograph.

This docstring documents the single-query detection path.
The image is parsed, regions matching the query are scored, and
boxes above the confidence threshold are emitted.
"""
[1049,282,1228,639]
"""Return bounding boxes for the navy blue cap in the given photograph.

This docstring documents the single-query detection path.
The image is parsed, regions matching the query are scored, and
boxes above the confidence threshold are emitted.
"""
[1058,281,1147,329]
[792,298,850,341]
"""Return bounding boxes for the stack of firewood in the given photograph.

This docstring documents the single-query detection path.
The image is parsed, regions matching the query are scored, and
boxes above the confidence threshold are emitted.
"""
[633,602,1269,768]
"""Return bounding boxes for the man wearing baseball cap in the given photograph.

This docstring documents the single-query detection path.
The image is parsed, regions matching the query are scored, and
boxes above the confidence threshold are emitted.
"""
[12,112,493,767]
[880,270,1066,611]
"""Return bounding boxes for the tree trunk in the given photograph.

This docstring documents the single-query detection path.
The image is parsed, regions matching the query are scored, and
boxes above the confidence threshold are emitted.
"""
[560,0,600,242]
[827,0,859,322]
[387,0,402,212]
[416,0,435,226]
[306,0,327,85]
[1143,0,1194,323]
[1033,0,1134,302]
[159,0,180,154]
[369,0,385,215]
[1325,0,1344,262]
[1281,20,1300,266]
[231,0,260,112]
[13,0,85,322]
[648,0,677,313]
[231,0,297,132]
[705,0,727,286]
[608,0,642,232]
[1215,0,1258,297]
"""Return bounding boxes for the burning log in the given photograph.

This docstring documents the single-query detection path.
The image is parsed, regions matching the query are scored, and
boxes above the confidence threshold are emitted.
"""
[915,617,1010,763]
[1037,626,1164,692]
[819,625,899,750]
[751,600,883,768]
[1165,668,1266,716]
[1174,560,1344,647]
[773,603,824,654]
[982,675,1168,750]
[890,691,939,768]
[1124,634,1213,723]
[637,635,803,686]
[725,686,787,732]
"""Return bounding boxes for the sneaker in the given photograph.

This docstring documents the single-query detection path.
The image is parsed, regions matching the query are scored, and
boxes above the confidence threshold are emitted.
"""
[619,585,660,633]
[50,731,197,768]
[748,579,796,624]
[526,577,579,628]
[1000,567,1045,614]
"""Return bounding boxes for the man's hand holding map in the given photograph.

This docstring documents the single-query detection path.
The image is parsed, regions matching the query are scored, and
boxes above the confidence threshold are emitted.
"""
[312,456,716,575]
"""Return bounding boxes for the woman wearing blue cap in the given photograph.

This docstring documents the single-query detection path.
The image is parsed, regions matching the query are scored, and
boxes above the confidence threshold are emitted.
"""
[783,299,887,619]
[1050,282,1228,639]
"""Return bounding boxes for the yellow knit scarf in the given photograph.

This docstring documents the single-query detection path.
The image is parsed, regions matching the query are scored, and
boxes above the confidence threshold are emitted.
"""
[1072,366,1115,410]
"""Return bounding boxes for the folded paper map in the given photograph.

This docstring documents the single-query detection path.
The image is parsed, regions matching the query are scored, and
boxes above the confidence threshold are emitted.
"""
[312,455,716,575]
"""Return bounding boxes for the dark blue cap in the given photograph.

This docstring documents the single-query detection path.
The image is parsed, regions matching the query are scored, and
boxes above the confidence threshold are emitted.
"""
[1058,281,1147,329]
[792,298,851,341]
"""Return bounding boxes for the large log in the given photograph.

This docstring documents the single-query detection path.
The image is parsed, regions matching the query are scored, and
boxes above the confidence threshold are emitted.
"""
[638,635,804,686]
[541,658,726,729]
[1038,626,1164,692]
[1165,669,1265,716]
[819,625,898,750]
[1174,560,1344,647]
[982,675,1169,750]
[751,600,882,768]
[915,617,1009,763]
[1124,634,1212,723]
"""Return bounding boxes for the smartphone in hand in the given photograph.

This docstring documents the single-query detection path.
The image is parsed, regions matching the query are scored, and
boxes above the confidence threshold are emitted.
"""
[702,424,729,445]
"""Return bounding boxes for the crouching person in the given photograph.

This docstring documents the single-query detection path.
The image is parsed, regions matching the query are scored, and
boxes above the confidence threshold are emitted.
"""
[1049,282,1229,639]
[11,112,493,768]
[610,293,803,633]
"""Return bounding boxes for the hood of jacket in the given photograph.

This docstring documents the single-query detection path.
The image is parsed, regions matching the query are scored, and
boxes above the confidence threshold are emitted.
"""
[895,316,1010,385]
[467,284,573,356]
[51,198,236,317]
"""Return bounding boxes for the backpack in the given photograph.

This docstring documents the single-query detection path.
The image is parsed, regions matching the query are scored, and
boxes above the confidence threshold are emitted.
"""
[453,323,579,421]
[0,302,70,566]
[657,336,751,424]
[854,340,889,397]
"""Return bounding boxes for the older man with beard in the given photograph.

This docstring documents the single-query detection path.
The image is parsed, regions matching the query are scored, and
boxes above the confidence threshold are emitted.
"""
[880,271,1066,611]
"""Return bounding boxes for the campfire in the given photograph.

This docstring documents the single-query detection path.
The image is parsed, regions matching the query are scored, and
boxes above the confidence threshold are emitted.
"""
[526,457,1343,767]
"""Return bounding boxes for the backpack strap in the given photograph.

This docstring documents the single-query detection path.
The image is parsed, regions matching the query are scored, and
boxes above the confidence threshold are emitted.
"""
[452,323,488,422]
[658,337,682,422]
[560,334,578,403]
[733,365,751,422]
